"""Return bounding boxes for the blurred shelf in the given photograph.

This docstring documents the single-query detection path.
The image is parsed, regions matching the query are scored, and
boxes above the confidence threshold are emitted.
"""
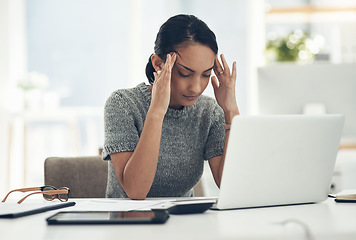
[10,106,103,121]
[266,5,356,23]
[340,137,356,150]
[267,6,356,14]
[7,107,104,187]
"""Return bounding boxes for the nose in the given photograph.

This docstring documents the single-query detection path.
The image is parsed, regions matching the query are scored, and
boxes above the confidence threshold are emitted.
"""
[187,76,201,94]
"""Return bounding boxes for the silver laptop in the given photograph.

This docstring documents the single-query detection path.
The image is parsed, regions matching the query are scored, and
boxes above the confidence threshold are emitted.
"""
[213,114,344,210]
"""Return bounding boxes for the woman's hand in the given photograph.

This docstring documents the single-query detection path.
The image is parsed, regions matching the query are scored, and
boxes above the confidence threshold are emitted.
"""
[209,55,240,187]
[211,54,239,123]
[112,54,177,200]
[149,53,177,117]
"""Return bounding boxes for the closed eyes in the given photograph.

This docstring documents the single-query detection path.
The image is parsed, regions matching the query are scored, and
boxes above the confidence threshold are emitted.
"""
[178,71,211,78]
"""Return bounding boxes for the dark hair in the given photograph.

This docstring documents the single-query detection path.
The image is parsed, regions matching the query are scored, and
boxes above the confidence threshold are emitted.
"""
[145,14,218,84]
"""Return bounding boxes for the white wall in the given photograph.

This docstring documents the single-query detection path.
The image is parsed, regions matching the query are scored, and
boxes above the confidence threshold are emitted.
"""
[0,0,27,195]
[0,0,10,109]
[24,0,266,115]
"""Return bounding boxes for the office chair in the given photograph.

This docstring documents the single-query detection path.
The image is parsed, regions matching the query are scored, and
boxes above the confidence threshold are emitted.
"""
[44,156,205,198]
[44,156,108,198]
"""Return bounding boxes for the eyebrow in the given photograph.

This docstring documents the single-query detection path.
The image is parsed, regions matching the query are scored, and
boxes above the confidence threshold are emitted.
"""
[177,62,214,73]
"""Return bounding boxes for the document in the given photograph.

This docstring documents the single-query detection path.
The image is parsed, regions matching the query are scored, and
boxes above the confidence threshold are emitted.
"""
[71,199,176,211]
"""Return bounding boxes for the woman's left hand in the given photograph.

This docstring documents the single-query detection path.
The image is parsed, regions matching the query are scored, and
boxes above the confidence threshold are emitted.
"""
[211,54,239,122]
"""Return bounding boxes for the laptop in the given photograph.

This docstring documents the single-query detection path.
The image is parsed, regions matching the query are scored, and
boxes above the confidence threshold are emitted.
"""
[213,114,344,210]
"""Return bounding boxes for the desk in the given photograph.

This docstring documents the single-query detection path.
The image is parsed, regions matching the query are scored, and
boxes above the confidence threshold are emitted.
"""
[1,198,356,240]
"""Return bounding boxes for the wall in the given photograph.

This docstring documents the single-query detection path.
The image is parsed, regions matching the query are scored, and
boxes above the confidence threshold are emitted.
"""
[0,0,27,195]
[25,0,266,115]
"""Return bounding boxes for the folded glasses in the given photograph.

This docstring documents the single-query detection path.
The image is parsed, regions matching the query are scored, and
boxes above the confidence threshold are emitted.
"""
[2,186,70,204]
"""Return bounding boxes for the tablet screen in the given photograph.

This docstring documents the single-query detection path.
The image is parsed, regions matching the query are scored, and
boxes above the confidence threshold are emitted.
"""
[47,211,169,224]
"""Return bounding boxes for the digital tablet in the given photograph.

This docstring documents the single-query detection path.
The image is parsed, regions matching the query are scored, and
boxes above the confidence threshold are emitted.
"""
[46,210,169,225]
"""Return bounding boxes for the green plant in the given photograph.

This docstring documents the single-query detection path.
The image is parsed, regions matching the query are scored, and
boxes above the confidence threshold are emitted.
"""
[265,30,318,63]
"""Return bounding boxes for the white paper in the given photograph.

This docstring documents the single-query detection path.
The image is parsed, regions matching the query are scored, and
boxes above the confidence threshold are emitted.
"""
[71,199,176,211]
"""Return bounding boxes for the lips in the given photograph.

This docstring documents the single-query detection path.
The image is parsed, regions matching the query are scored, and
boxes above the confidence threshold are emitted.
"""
[183,95,198,101]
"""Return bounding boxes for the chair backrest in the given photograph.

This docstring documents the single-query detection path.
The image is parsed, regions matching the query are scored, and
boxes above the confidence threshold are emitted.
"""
[44,156,108,198]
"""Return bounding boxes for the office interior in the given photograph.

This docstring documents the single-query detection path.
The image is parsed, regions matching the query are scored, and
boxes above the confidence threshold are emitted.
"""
[0,0,356,198]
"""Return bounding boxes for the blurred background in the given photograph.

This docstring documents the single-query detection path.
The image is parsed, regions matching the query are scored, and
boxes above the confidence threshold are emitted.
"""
[1,0,356,197]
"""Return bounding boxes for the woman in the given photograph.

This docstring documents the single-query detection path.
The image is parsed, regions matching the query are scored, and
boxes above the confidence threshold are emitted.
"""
[103,14,239,200]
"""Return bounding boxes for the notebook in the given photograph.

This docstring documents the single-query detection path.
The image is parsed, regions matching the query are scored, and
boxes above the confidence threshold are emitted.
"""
[0,201,75,218]
[213,114,344,210]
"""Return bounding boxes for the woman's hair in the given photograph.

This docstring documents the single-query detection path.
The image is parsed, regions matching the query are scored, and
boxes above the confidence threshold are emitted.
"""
[145,14,218,84]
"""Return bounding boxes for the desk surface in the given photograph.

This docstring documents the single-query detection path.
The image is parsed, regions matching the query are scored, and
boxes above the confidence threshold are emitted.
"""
[1,198,356,240]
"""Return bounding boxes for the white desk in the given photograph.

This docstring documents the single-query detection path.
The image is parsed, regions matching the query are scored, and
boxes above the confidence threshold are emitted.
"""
[1,198,356,240]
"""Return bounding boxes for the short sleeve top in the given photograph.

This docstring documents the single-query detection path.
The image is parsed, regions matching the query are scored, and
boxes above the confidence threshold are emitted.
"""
[103,82,225,198]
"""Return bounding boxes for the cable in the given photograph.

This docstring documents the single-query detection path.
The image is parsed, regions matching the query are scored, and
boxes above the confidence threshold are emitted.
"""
[275,219,314,240]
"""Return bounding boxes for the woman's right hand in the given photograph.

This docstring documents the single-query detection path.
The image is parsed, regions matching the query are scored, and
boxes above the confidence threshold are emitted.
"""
[149,53,177,117]
[111,53,176,200]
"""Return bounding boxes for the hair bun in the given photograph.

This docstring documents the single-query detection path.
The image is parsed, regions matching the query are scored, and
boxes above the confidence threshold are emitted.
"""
[145,54,155,84]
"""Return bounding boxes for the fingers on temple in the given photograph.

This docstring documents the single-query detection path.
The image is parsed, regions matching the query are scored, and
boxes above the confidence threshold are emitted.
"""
[220,54,230,74]
[170,52,177,65]
[213,56,223,74]
[163,53,175,74]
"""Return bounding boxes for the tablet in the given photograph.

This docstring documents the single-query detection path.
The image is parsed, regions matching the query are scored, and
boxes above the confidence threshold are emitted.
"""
[46,210,169,225]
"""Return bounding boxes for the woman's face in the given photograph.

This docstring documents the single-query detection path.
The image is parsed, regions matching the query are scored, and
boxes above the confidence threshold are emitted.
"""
[169,43,216,109]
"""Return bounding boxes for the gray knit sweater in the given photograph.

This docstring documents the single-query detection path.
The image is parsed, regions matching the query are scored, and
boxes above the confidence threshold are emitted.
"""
[102,82,225,198]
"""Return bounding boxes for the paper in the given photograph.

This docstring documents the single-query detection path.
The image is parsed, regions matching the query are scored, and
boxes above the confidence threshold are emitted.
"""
[71,199,176,211]
[0,198,184,216]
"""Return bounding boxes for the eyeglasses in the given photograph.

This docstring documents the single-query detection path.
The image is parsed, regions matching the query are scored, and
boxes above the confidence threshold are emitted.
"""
[2,186,70,204]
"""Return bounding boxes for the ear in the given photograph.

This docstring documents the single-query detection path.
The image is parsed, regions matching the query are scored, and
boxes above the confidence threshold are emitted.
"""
[151,54,164,72]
